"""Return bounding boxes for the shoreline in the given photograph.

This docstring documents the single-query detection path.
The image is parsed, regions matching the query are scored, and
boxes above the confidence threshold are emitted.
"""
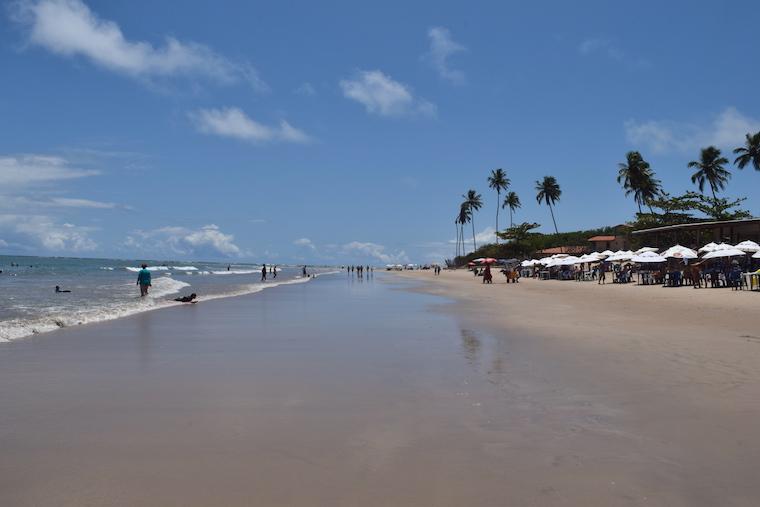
[0,270,340,343]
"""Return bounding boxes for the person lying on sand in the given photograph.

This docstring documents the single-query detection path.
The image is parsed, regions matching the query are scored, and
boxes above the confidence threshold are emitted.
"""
[55,285,71,293]
[174,293,198,303]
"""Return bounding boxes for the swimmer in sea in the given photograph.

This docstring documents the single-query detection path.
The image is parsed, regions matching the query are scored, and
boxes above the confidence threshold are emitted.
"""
[174,293,198,303]
[55,285,71,293]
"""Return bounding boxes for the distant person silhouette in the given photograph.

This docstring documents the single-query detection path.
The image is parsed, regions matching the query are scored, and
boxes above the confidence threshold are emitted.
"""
[261,264,267,282]
[55,285,71,293]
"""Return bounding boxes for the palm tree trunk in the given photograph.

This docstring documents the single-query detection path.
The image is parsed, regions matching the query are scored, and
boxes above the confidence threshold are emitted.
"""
[548,204,558,234]
[471,220,477,252]
[495,191,500,244]
[509,207,513,227]
[455,224,459,258]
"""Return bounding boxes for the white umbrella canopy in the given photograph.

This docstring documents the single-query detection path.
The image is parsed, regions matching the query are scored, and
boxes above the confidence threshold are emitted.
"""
[753,251,760,259]
[599,250,615,257]
[734,240,760,253]
[702,248,747,260]
[631,251,667,263]
[698,242,719,253]
[635,247,659,254]
[662,244,698,259]
[606,250,634,262]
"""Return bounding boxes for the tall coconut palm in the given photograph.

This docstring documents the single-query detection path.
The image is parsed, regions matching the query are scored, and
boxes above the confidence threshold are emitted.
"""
[617,151,661,213]
[462,190,482,251]
[487,168,510,243]
[457,202,471,255]
[688,146,730,198]
[734,131,760,171]
[502,191,521,227]
[535,176,561,234]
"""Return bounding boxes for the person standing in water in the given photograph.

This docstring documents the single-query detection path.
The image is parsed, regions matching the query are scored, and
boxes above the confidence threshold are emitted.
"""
[261,264,267,282]
[136,264,151,297]
[273,265,277,279]
[303,265,308,277]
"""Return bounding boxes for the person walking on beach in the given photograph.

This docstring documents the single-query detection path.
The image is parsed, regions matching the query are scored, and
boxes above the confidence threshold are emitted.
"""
[261,264,267,282]
[598,261,606,285]
[137,264,151,297]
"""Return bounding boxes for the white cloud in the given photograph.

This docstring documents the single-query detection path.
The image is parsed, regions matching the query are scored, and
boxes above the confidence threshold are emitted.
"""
[0,214,97,251]
[340,70,436,117]
[0,155,98,186]
[294,82,316,96]
[190,107,310,144]
[579,38,624,60]
[342,241,409,264]
[624,107,760,154]
[425,27,465,84]
[449,226,497,250]
[48,197,118,209]
[126,224,242,257]
[293,237,316,250]
[12,0,267,91]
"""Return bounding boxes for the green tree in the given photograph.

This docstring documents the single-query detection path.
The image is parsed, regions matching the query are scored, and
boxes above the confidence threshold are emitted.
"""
[617,151,661,213]
[733,131,760,171]
[502,191,521,227]
[462,190,483,251]
[688,146,730,198]
[456,202,471,255]
[535,176,561,234]
[487,168,510,243]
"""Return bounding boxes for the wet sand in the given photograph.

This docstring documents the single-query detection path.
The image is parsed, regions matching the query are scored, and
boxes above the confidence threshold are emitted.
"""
[1,272,759,506]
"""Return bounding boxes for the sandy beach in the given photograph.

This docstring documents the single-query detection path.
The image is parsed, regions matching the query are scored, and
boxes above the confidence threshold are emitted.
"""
[1,271,759,506]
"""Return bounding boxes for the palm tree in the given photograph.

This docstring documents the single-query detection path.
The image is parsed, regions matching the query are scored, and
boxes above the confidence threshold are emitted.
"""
[457,203,471,256]
[688,146,730,198]
[502,191,521,227]
[462,190,482,251]
[487,168,510,243]
[535,176,561,234]
[734,131,760,171]
[617,151,661,213]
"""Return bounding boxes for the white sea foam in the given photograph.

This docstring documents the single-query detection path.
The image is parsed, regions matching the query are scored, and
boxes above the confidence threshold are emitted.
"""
[171,266,198,271]
[0,270,339,343]
[100,267,115,270]
[0,277,190,343]
[125,266,170,272]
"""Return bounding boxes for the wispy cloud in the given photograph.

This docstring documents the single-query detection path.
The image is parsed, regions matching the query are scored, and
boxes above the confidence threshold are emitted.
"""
[342,241,409,264]
[190,107,310,144]
[578,37,649,69]
[294,82,316,96]
[449,226,497,250]
[624,107,760,154]
[0,155,98,186]
[340,70,436,117]
[425,27,466,84]
[125,224,243,257]
[0,214,97,251]
[293,237,316,250]
[11,0,267,91]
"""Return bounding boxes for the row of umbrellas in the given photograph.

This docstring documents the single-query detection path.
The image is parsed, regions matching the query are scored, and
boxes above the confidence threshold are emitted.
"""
[520,240,760,268]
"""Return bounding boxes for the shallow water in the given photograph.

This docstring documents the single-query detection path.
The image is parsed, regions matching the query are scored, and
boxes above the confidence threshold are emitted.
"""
[0,255,334,341]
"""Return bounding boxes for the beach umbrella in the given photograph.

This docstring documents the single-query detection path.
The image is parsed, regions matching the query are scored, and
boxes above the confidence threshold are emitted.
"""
[702,248,746,260]
[599,250,615,257]
[734,240,760,253]
[635,247,659,254]
[698,242,719,253]
[606,250,634,262]
[631,251,667,263]
[753,251,760,259]
[520,260,533,267]
[482,258,498,264]
[662,244,698,259]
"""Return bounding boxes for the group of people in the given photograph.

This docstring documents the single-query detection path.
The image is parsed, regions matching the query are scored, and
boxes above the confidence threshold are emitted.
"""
[261,264,278,282]
[346,265,373,277]
[433,265,442,275]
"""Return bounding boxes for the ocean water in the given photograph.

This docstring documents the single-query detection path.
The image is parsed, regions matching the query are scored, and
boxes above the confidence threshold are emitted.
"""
[0,256,336,342]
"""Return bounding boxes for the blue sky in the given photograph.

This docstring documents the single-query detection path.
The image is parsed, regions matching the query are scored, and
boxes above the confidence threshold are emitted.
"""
[1,0,759,264]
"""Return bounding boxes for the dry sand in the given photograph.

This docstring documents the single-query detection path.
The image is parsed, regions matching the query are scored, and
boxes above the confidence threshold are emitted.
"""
[1,271,759,506]
[396,269,760,506]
